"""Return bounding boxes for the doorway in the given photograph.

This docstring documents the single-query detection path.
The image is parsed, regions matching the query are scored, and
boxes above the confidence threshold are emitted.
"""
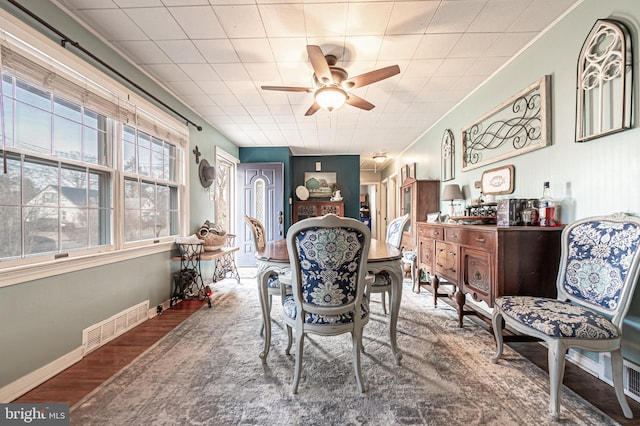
[236,162,284,266]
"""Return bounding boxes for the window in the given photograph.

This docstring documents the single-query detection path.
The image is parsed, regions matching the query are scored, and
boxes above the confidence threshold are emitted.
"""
[122,125,179,242]
[0,35,186,269]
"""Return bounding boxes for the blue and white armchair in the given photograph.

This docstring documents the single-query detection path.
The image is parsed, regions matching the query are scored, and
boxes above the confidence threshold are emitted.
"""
[492,213,640,421]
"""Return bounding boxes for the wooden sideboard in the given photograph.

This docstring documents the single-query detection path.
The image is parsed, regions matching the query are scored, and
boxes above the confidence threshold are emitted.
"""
[293,201,344,222]
[400,178,440,251]
[416,221,563,327]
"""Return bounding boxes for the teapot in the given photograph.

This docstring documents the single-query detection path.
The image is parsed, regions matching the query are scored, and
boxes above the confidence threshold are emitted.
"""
[331,190,343,201]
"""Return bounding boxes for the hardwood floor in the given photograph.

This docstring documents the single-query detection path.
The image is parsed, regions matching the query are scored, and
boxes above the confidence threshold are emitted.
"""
[12,296,640,424]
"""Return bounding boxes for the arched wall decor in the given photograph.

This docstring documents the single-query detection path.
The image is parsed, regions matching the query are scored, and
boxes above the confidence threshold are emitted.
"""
[441,129,454,182]
[576,19,633,142]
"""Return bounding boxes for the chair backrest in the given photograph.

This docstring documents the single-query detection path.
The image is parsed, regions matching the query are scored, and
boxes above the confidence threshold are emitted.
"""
[557,213,640,327]
[386,214,410,249]
[244,215,266,253]
[286,214,371,320]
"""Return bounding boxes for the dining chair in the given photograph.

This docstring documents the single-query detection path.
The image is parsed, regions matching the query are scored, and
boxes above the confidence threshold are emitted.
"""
[369,214,409,314]
[492,213,640,421]
[244,215,283,336]
[280,214,372,393]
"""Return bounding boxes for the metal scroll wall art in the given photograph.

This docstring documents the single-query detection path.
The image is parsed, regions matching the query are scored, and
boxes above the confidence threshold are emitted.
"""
[462,75,551,171]
[576,19,633,142]
[441,129,454,181]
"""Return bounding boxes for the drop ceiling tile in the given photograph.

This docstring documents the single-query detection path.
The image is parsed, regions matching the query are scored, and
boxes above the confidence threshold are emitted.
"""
[178,64,218,81]
[212,94,241,107]
[113,0,162,6]
[244,63,281,82]
[345,2,393,36]
[213,5,266,38]
[113,41,171,64]
[414,34,462,59]
[73,9,148,42]
[58,0,118,9]
[197,81,229,95]
[387,1,439,35]
[162,0,209,5]
[449,33,500,58]
[378,35,422,61]
[434,58,477,76]
[168,6,226,39]
[268,38,309,63]
[181,94,217,107]
[143,63,189,81]
[166,80,204,96]
[231,39,275,63]
[345,36,384,62]
[212,64,251,81]
[259,3,306,37]
[156,40,206,63]
[511,0,578,32]
[193,40,241,64]
[123,7,187,40]
[402,59,443,79]
[304,3,348,37]
[426,0,485,33]
[467,0,531,33]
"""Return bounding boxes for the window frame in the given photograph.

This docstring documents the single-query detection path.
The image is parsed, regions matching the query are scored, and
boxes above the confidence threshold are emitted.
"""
[0,11,189,287]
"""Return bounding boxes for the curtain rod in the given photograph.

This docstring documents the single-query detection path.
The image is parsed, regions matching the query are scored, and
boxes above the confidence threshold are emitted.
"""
[6,0,203,132]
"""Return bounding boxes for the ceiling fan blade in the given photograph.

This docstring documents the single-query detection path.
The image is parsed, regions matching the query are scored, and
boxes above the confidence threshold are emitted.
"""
[261,85,313,92]
[342,65,400,89]
[345,94,375,111]
[304,101,321,116]
[307,45,332,84]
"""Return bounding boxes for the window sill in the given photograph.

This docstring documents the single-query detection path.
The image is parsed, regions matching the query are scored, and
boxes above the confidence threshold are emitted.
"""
[0,242,175,288]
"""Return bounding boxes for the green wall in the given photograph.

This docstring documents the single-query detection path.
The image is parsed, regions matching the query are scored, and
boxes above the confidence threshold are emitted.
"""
[0,1,238,389]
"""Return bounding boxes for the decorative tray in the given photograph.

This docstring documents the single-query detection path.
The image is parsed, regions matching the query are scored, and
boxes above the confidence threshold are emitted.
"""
[450,216,497,225]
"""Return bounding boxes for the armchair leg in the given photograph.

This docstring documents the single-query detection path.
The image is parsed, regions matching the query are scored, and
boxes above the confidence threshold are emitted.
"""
[547,340,567,421]
[260,294,273,337]
[491,310,504,363]
[285,324,293,356]
[352,329,366,393]
[381,291,388,315]
[291,326,304,394]
[611,348,633,419]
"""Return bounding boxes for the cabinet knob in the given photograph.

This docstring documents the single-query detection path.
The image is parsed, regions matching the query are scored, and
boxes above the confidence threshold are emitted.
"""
[433,231,439,236]
[476,237,486,243]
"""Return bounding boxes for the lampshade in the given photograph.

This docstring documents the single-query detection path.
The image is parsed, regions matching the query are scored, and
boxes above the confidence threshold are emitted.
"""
[373,155,386,163]
[315,86,347,111]
[442,184,463,201]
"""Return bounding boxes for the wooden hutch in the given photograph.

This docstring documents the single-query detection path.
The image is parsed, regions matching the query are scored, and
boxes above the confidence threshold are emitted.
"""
[400,178,440,251]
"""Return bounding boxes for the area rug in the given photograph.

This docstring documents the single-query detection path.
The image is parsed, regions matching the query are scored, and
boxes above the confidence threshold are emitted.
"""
[71,271,617,425]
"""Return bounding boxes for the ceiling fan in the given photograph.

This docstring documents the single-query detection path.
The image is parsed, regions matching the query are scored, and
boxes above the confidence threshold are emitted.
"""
[261,45,400,116]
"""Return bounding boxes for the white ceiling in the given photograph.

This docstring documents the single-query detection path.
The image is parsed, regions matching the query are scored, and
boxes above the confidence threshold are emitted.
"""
[54,0,580,171]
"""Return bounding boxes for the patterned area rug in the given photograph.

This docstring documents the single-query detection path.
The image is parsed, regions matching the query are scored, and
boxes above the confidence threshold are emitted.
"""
[71,272,618,425]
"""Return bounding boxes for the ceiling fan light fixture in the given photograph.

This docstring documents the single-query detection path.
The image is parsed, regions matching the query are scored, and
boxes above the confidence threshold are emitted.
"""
[373,154,387,163]
[315,86,347,111]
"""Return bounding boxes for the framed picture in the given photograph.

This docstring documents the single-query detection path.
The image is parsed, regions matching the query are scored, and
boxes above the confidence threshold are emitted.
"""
[441,129,454,181]
[400,165,407,183]
[409,163,416,179]
[304,172,337,198]
[481,165,515,195]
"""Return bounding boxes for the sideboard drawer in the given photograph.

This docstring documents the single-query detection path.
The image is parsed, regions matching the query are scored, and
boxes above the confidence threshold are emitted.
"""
[418,223,444,240]
[444,227,464,244]
[463,230,496,252]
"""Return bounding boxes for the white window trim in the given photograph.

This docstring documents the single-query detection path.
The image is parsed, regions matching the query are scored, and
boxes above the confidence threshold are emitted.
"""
[0,9,189,287]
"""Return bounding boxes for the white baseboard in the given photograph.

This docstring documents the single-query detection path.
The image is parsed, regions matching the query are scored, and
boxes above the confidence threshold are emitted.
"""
[0,346,83,403]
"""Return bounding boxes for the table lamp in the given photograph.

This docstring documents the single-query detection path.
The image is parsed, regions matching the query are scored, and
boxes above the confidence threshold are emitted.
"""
[442,184,464,217]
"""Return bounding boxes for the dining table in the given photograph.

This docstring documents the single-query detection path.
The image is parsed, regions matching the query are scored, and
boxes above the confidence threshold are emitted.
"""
[255,238,404,365]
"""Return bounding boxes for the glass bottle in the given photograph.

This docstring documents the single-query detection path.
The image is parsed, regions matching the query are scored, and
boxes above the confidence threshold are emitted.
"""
[538,182,556,227]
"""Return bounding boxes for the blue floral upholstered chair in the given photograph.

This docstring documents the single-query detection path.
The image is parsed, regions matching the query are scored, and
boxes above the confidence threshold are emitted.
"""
[492,213,640,421]
[244,215,284,336]
[369,214,409,314]
[279,214,373,394]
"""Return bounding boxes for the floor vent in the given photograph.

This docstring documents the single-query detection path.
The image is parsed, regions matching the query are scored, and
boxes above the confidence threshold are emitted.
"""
[82,300,149,355]
[626,363,640,402]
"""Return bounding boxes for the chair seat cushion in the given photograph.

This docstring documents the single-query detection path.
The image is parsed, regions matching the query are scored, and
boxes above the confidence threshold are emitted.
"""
[371,271,391,287]
[496,296,619,339]
[283,295,369,325]
[267,274,280,289]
